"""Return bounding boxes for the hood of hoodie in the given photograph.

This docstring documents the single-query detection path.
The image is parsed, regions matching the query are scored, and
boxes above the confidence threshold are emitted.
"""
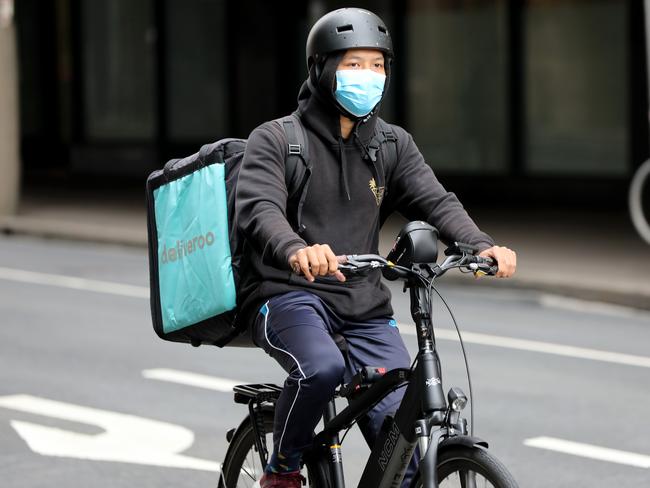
[295,51,391,200]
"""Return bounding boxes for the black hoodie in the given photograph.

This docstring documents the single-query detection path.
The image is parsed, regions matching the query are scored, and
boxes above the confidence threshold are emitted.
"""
[236,63,494,330]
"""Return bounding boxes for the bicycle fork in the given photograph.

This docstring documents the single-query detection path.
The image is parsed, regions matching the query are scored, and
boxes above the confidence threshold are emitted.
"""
[412,282,463,488]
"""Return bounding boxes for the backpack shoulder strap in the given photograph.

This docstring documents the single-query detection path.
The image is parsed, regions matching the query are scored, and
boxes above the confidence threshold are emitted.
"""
[279,114,311,198]
[374,119,398,172]
[363,119,398,195]
[276,113,312,234]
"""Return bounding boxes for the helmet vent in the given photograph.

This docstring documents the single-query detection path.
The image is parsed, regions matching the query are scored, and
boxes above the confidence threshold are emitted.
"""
[336,24,354,33]
[378,25,387,34]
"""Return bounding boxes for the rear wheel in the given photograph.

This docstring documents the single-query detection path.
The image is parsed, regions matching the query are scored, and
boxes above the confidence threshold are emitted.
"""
[220,413,328,487]
[220,413,273,487]
[410,446,518,488]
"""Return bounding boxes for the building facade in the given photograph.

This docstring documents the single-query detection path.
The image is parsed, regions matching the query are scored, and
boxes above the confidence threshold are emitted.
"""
[15,0,649,207]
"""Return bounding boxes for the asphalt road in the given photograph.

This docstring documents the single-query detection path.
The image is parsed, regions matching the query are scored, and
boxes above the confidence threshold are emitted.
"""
[1,235,649,487]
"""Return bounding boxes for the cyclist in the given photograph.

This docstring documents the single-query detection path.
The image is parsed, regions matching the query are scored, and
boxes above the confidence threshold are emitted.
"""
[236,8,517,488]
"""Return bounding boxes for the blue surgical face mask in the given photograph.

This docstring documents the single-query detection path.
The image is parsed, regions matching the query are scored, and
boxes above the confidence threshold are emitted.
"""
[334,69,386,118]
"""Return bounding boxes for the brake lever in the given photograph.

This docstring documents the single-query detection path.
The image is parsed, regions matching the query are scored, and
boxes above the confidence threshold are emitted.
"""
[468,258,498,277]
[339,255,387,276]
[338,261,373,276]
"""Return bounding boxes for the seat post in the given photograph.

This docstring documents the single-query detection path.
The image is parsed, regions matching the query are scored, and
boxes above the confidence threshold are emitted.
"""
[322,399,345,487]
[323,398,337,423]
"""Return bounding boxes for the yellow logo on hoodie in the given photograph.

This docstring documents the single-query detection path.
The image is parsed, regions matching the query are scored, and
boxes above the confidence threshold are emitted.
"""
[369,178,385,206]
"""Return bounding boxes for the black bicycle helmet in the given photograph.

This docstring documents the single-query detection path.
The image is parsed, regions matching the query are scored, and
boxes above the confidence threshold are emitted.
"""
[306,8,393,70]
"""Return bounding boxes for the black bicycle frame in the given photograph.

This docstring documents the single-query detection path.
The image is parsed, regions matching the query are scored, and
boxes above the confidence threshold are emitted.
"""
[314,279,450,488]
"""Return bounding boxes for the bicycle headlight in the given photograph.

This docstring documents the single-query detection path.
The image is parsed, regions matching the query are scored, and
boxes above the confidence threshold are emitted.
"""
[448,387,467,412]
[383,221,439,281]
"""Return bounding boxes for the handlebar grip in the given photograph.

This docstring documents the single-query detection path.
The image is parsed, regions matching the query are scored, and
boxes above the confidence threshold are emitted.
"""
[469,255,498,276]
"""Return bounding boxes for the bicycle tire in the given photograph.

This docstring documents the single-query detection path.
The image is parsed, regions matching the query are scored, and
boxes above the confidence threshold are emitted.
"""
[220,412,330,488]
[409,446,518,488]
[629,158,650,245]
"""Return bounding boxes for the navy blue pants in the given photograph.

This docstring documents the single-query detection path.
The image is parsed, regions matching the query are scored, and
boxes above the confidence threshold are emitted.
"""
[254,290,417,486]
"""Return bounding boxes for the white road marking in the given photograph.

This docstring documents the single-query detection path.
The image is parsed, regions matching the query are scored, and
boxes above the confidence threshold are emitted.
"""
[398,324,650,369]
[0,266,149,298]
[524,436,650,469]
[143,368,243,392]
[2,265,649,369]
[0,394,220,472]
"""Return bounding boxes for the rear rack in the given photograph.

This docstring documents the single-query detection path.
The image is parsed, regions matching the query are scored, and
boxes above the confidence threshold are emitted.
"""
[233,383,283,404]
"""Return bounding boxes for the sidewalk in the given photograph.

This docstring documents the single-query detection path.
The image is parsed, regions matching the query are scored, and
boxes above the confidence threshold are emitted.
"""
[0,189,147,246]
[2,189,649,310]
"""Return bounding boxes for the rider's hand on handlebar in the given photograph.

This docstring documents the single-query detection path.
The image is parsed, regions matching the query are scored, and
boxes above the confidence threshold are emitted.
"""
[478,246,517,278]
[288,244,347,283]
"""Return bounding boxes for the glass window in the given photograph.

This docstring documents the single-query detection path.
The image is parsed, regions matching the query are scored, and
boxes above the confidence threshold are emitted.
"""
[406,0,508,174]
[525,0,628,176]
[81,0,156,141]
[165,0,227,141]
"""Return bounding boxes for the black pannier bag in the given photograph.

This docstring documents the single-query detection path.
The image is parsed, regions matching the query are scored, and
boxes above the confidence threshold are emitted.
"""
[146,115,310,347]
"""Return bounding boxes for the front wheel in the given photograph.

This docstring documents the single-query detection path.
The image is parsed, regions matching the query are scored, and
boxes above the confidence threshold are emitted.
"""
[410,446,518,488]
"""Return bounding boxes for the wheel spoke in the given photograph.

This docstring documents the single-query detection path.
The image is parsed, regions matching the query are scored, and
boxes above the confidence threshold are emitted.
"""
[241,464,257,482]
[230,430,274,487]
[243,452,257,480]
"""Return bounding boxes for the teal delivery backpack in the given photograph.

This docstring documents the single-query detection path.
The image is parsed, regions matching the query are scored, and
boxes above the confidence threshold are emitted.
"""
[146,115,310,347]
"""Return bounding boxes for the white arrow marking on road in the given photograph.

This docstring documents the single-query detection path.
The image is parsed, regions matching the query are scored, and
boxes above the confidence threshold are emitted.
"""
[524,436,650,469]
[398,324,650,369]
[0,394,220,472]
[143,368,244,392]
[0,266,149,298]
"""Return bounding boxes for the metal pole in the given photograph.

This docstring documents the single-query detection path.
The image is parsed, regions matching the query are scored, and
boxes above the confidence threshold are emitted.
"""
[0,0,20,216]
[645,0,650,110]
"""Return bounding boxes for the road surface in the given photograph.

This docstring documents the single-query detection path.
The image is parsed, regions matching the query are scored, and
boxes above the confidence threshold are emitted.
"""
[1,235,649,487]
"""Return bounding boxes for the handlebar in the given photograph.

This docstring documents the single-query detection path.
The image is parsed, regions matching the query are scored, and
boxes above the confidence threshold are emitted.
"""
[338,251,498,280]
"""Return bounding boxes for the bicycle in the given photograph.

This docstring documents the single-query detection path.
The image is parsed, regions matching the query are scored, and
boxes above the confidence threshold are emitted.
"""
[218,221,519,488]
[629,158,650,245]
